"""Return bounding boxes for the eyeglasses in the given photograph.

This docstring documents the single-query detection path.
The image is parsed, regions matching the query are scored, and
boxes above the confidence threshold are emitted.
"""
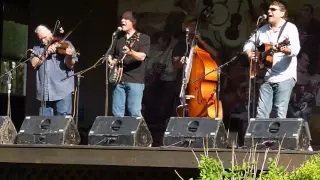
[269,8,280,11]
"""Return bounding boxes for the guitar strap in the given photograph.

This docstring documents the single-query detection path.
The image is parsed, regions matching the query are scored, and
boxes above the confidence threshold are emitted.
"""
[276,21,288,43]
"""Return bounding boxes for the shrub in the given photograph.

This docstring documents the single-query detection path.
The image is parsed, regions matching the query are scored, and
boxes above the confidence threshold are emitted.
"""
[187,149,320,180]
[290,155,320,180]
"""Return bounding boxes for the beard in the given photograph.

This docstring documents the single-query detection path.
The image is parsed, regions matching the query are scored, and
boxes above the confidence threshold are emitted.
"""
[41,37,53,46]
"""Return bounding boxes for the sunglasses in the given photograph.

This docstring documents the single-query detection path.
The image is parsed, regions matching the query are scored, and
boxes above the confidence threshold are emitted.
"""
[269,8,280,11]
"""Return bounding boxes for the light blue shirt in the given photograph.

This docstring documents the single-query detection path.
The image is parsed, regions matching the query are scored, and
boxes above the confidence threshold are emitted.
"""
[243,20,301,83]
[32,40,78,101]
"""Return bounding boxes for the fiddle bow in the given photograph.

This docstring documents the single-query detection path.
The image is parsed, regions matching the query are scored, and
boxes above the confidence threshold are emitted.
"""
[33,19,84,68]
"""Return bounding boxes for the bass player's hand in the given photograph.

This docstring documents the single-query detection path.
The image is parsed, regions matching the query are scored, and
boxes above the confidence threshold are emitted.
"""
[180,56,188,64]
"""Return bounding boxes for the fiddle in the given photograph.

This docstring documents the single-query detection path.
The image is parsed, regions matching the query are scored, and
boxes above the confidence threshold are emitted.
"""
[33,36,79,69]
[32,19,83,69]
[49,37,80,57]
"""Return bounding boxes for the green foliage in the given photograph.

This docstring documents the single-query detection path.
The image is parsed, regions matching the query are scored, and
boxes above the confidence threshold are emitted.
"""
[198,154,224,180]
[191,153,320,180]
[259,158,290,180]
[290,155,320,180]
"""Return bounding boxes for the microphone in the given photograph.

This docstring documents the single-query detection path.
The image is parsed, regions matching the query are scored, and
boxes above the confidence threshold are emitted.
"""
[29,49,39,58]
[113,27,122,36]
[259,14,267,20]
[59,27,64,34]
[256,14,267,26]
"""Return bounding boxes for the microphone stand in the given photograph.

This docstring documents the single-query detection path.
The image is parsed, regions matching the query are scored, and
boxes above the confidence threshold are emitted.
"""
[192,53,240,118]
[0,52,33,118]
[6,71,13,117]
[61,31,117,126]
[248,17,263,122]
[61,56,105,127]
[102,32,118,116]
[180,29,190,117]
[40,59,46,115]
[61,71,83,127]
[0,56,33,79]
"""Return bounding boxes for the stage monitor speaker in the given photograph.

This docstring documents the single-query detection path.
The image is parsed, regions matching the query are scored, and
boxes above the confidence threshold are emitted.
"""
[244,118,311,150]
[162,117,228,148]
[88,116,153,147]
[15,115,80,145]
[0,116,17,144]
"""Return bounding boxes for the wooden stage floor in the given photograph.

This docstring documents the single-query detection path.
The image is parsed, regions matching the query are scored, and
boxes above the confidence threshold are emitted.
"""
[0,144,318,171]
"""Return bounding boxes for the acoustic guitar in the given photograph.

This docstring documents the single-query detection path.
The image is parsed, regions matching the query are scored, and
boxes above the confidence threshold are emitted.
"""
[250,38,290,78]
[109,33,140,84]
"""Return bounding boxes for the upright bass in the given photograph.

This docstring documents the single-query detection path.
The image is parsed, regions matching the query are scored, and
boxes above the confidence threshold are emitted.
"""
[177,5,223,119]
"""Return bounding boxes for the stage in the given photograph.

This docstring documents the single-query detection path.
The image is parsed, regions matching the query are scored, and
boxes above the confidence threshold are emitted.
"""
[0,144,317,169]
[0,144,316,179]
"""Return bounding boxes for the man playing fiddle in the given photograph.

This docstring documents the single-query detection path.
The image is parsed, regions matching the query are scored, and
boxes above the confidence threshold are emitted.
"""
[243,0,300,118]
[31,25,78,116]
[108,11,150,117]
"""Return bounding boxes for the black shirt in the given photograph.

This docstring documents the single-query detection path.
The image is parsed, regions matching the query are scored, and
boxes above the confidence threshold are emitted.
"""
[110,31,150,84]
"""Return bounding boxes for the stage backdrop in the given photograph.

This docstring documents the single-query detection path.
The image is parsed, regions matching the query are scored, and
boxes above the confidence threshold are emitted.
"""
[118,0,320,144]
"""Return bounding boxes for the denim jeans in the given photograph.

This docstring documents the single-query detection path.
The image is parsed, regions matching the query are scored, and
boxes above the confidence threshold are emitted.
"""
[112,82,145,117]
[256,78,296,118]
[39,93,73,116]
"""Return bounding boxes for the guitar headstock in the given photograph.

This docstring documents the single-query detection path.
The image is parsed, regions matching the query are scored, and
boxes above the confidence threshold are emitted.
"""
[278,38,290,47]
[131,33,140,42]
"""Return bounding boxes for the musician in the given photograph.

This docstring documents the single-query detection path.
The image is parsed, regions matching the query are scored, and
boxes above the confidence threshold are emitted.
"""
[108,11,150,117]
[163,0,197,40]
[244,0,300,118]
[31,25,78,116]
[173,18,219,69]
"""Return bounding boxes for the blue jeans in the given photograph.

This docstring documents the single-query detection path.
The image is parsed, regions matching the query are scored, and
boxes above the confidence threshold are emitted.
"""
[112,82,144,117]
[39,93,73,116]
[256,78,296,118]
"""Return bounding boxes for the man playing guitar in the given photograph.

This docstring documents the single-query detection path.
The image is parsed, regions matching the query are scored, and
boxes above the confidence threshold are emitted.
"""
[108,11,150,117]
[244,0,300,118]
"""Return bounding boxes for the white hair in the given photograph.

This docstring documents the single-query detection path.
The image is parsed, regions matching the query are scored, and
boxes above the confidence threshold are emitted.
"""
[34,25,51,34]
